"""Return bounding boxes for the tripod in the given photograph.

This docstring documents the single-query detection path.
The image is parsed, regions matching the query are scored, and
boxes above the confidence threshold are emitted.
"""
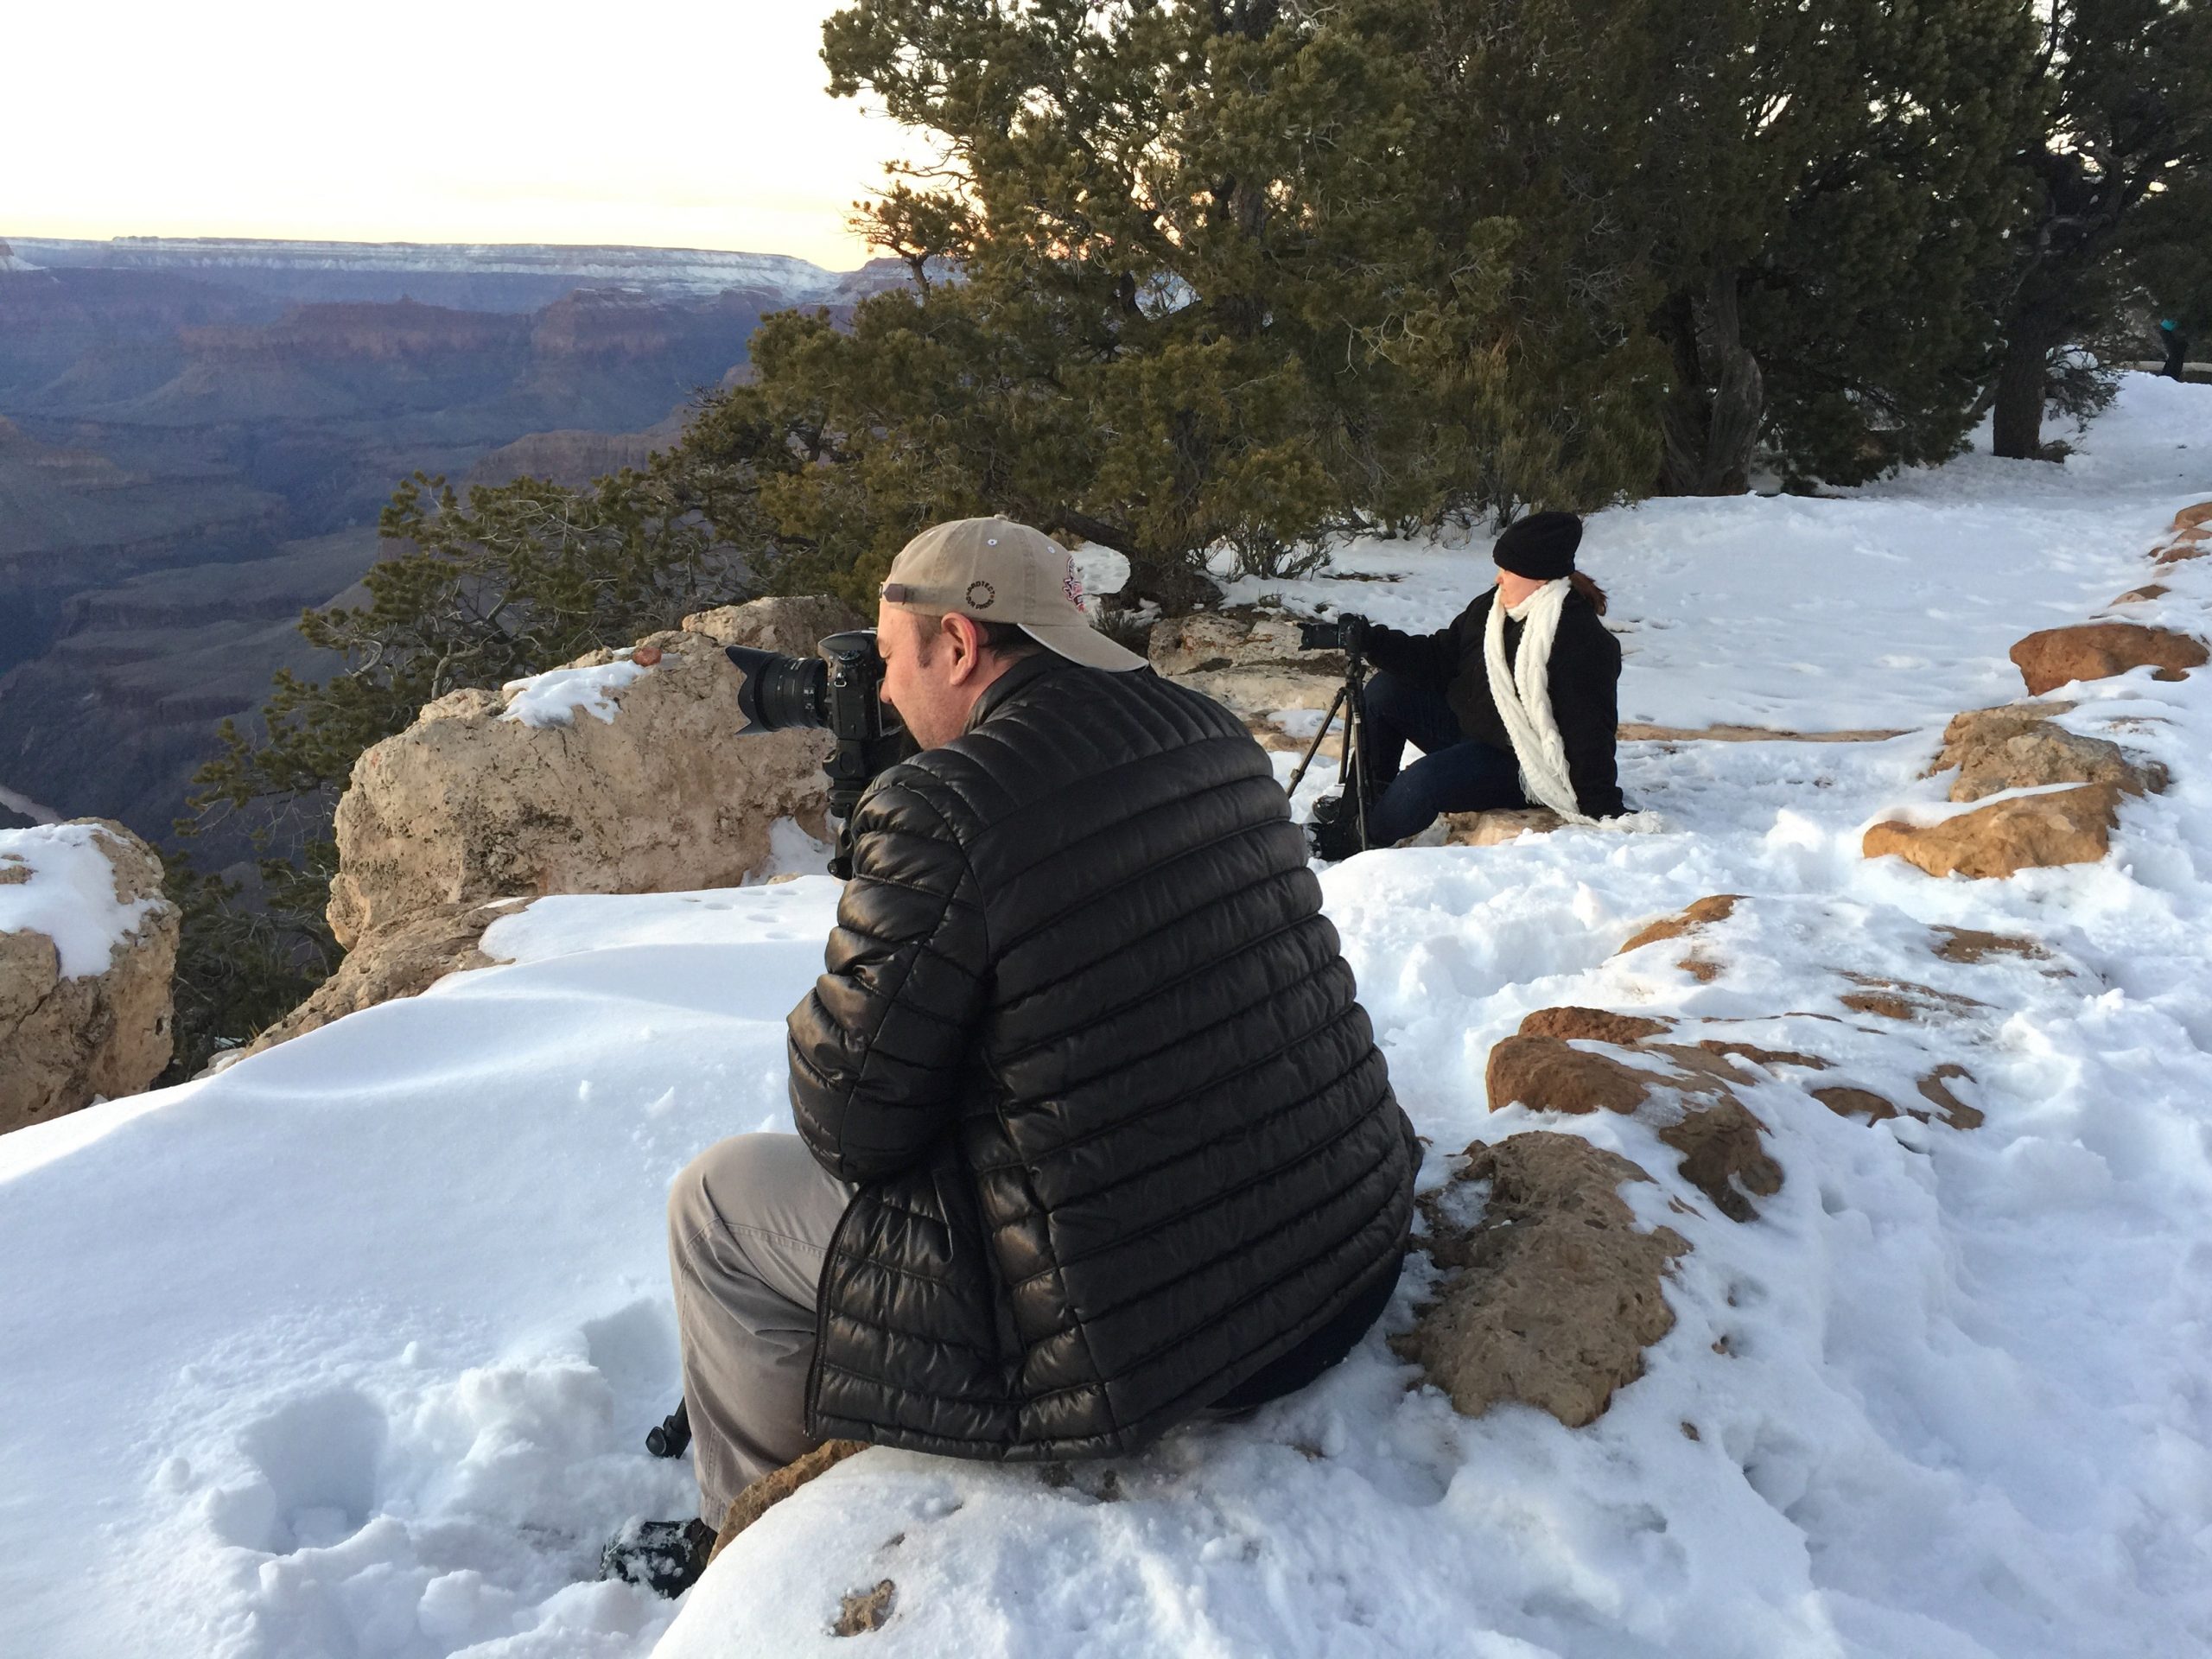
[1285,623,1376,855]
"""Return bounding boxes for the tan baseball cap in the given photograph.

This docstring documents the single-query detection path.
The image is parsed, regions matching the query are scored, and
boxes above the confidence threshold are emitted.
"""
[879,517,1146,672]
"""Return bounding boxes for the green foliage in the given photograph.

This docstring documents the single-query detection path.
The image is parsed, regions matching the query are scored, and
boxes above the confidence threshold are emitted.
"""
[171,460,758,1053]
[791,0,1672,596]
[159,853,336,1083]
[1630,0,2044,489]
[1987,0,2212,457]
[178,0,2209,1058]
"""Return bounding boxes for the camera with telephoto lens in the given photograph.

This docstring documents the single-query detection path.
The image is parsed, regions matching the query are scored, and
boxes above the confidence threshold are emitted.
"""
[725,631,891,740]
[1296,613,1367,654]
[726,631,906,878]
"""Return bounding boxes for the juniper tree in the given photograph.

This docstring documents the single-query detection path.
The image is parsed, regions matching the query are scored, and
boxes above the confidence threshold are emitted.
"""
[1989,0,2212,459]
[793,0,1669,599]
[1629,0,2044,491]
[169,460,757,1065]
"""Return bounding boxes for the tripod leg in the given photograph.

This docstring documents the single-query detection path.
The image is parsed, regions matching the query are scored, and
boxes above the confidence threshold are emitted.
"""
[1285,685,1350,801]
[1346,679,1371,851]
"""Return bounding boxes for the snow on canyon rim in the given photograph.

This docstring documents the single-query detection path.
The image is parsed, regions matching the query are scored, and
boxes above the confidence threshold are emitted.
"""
[0,372,2204,1658]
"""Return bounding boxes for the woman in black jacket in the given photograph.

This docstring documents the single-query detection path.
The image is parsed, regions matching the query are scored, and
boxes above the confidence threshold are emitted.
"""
[1314,512,1627,858]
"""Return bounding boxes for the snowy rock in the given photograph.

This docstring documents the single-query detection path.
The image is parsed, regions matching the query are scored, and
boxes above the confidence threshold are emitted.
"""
[1485,1032,1784,1223]
[2113,582,2171,605]
[327,598,857,946]
[1397,1132,1688,1428]
[2177,499,2212,530]
[1146,611,1342,734]
[1936,702,2165,803]
[2153,532,2207,566]
[1863,783,2123,880]
[1615,893,1741,957]
[1916,1064,1985,1130]
[2008,623,2208,696]
[223,899,524,1065]
[1517,1006,1674,1045]
[1654,1096,1785,1224]
[1440,807,1564,846]
[679,594,868,657]
[0,819,177,1129]
[709,1440,869,1565]
[1812,1085,1905,1124]
[1613,893,1742,982]
[1486,1034,1654,1116]
[1929,926,2047,965]
[1835,973,1989,1023]
[834,1580,898,1636]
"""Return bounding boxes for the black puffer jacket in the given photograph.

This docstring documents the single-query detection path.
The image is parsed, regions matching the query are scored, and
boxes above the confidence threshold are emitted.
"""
[1364,588,1628,818]
[787,653,1416,1460]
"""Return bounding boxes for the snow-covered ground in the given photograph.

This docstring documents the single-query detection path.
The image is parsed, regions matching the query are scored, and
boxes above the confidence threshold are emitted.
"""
[3,375,2209,1659]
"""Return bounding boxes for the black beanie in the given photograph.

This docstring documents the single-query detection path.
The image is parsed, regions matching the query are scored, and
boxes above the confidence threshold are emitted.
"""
[1492,511,1583,580]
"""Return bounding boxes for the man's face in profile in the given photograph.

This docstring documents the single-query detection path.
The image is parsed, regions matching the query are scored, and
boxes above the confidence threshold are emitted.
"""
[875,602,988,751]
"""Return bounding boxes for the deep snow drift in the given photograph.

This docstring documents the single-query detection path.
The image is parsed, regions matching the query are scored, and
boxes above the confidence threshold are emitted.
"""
[3,376,2210,1658]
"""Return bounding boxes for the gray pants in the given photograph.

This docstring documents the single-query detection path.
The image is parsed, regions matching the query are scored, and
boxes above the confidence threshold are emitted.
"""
[666,1132,855,1520]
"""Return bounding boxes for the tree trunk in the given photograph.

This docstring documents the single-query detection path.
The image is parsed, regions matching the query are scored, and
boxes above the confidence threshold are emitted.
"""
[1657,270,1764,495]
[1991,312,2058,461]
[1041,506,1224,616]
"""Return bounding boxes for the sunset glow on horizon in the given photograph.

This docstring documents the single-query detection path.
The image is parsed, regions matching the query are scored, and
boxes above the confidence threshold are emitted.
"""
[10,1,910,270]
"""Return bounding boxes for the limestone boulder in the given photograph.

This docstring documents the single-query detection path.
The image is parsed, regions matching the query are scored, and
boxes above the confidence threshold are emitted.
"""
[1935,703,2164,803]
[2009,623,2207,696]
[1916,1065,1985,1130]
[1517,1006,1674,1045]
[1485,1034,1652,1116]
[327,597,857,946]
[1863,783,2122,879]
[1147,611,1343,733]
[680,595,868,657]
[1617,893,1740,956]
[0,819,178,1130]
[1440,808,1564,847]
[1485,1030,1783,1221]
[219,899,524,1066]
[1930,926,2046,966]
[1396,1132,1688,1427]
[709,1439,869,1565]
[1655,1097,1783,1224]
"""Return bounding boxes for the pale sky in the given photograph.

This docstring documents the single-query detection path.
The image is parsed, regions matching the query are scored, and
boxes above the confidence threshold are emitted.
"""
[9,1,914,270]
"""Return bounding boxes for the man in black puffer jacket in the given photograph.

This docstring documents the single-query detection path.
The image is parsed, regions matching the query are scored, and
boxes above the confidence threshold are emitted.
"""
[626,519,1415,1591]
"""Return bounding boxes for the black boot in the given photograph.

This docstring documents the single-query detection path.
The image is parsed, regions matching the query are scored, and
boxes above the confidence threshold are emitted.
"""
[600,1516,716,1598]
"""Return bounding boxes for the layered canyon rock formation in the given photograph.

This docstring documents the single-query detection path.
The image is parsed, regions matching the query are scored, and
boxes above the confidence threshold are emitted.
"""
[0,239,909,844]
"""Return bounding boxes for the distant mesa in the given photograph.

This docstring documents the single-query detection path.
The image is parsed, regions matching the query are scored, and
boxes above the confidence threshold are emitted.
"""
[0,239,45,274]
[3,234,906,311]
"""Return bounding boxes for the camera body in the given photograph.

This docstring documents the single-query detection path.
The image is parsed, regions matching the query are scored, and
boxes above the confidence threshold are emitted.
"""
[727,631,907,877]
[726,630,890,743]
[1296,613,1367,656]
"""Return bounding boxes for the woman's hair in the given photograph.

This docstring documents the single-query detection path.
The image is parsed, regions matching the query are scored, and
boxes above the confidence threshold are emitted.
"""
[1568,570,1609,616]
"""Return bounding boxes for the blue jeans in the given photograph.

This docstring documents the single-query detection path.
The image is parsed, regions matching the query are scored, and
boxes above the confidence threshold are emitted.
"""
[1357,671,1526,845]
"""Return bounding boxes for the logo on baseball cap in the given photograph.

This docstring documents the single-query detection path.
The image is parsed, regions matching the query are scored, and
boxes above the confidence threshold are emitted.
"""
[879,518,1146,672]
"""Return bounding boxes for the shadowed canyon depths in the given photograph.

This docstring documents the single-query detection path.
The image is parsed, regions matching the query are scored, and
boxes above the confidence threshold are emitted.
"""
[0,237,906,848]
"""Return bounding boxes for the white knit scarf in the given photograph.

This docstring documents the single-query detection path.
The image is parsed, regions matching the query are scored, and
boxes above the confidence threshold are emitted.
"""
[1482,578,1598,825]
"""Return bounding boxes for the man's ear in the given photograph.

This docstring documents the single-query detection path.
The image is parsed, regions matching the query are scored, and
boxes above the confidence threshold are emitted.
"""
[942,612,987,683]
